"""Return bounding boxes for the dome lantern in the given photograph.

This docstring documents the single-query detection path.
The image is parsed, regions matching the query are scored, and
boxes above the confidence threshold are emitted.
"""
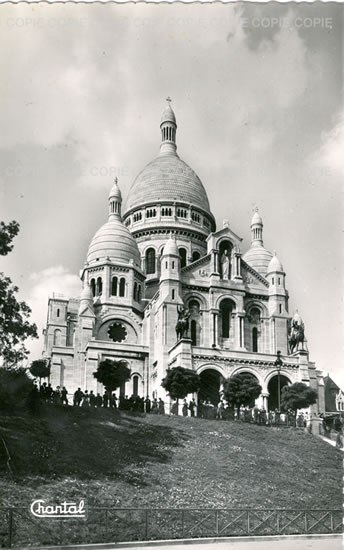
[251,207,263,246]
[108,177,122,219]
[243,208,273,276]
[160,97,178,156]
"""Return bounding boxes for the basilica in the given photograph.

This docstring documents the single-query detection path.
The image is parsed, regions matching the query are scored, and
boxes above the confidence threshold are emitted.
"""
[43,101,325,413]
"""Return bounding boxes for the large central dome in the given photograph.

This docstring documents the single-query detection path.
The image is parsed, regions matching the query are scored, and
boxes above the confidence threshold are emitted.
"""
[123,102,212,217]
[124,154,211,213]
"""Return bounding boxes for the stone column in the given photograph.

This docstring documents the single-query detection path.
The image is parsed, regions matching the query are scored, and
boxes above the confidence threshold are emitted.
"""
[212,312,218,347]
[213,251,219,274]
[239,315,244,348]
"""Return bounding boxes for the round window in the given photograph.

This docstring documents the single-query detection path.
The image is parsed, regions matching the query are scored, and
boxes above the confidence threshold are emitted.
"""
[108,323,127,343]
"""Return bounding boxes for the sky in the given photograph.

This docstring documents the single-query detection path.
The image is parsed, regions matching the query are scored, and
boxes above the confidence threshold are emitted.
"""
[0,2,343,387]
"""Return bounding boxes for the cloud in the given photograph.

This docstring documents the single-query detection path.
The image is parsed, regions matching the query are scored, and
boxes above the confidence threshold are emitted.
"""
[313,109,344,177]
[26,266,81,360]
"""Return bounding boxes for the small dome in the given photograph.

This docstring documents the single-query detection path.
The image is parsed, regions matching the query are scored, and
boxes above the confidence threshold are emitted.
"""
[251,209,263,226]
[163,236,179,256]
[243,244,273,276]
[80,282,93,301]
[160,103,176,125]
[87,218,141,267]
[267,254,284,273]
[109,178,122,200]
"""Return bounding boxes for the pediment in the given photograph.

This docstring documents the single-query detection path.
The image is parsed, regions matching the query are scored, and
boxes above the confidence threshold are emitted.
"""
[78,305,96,318]
[241,260,269,288]
[181,253,212,280]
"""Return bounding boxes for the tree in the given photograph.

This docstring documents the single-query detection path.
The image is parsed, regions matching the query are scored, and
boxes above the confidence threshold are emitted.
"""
[223,373,262,410]
[0,366,34,411]
[281,382,317,415]
[161,366,200,414]
[0,221,38,365]
[0,221,19,256]
[29,359,50,387]
[93,359,131,397]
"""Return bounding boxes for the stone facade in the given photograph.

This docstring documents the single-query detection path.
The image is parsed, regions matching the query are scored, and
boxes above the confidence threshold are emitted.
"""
[43,102,325,414]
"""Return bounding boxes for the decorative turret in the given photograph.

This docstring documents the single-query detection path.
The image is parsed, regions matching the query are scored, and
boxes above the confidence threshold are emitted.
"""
[160,97,178,156]
[242,208,273,276]
[86,179,141,268]
[160,235,180,281]
[78,281,94,315]
[159,234,181,302]
[267,252,287,324]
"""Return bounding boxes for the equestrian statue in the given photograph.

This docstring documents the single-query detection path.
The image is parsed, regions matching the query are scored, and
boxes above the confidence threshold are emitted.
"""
[175,305,191,341]
[288,311,306,354]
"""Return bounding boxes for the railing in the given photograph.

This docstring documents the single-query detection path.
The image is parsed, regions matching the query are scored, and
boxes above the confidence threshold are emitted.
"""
[0,507,341,548]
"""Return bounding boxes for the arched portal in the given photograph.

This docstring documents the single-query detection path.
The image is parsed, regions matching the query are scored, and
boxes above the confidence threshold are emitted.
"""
[268,375,290,412]
[198,369,223,406]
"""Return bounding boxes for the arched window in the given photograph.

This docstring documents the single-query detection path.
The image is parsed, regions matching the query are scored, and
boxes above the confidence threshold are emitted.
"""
[279,304,282,314]
[133,282,137,301]
[172,289,175,300]
[192,251,201,262]
[146,248,156,274]
[179,248,187,268]
[56,308,60,318]
[133,375,139,397]
[189,299,200,316]
[111,276,118,296]
[119,277,125,297]
[252,327,258,352]
[90,279,96,297]
[191,320,197,346]
[250,307,261,324]
[96,277,102,296]
[53,329,61,346]
[220,299,234,339]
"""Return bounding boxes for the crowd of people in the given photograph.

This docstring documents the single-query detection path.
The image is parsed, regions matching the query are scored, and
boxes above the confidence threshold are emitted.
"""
[29,384,344,438]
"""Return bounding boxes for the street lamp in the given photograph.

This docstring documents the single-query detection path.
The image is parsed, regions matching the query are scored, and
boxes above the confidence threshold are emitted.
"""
[274,350,283,411]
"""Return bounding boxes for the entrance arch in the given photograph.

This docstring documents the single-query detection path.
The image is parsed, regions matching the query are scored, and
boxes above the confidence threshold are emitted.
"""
[267,375,290,411]
[198,368,223,406]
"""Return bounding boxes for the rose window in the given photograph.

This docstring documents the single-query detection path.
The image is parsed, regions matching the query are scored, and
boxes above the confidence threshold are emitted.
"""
[108,323,127,343]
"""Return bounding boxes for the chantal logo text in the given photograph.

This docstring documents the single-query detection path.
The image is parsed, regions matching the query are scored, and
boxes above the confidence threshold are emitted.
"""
[30,499,87,519]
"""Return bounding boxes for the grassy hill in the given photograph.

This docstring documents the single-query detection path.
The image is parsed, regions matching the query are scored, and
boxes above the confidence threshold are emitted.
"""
[0,406,340,512]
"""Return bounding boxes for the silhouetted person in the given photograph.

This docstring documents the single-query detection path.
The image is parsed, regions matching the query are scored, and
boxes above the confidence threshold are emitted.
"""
[89,391,96,408]
[82,390,90,407]
[158,398,165,415]
[189,399,196,417]
[182,399,188,417]
[145,397,151,413]
[111,393,118,409]
[74,388,84,407]
[96,393,103,408]
[61,386,68,405]
[103,392,109,408]
[151,398,158,414]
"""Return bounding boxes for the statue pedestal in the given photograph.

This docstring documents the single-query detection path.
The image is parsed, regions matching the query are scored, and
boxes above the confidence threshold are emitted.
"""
[168,338,193,370]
